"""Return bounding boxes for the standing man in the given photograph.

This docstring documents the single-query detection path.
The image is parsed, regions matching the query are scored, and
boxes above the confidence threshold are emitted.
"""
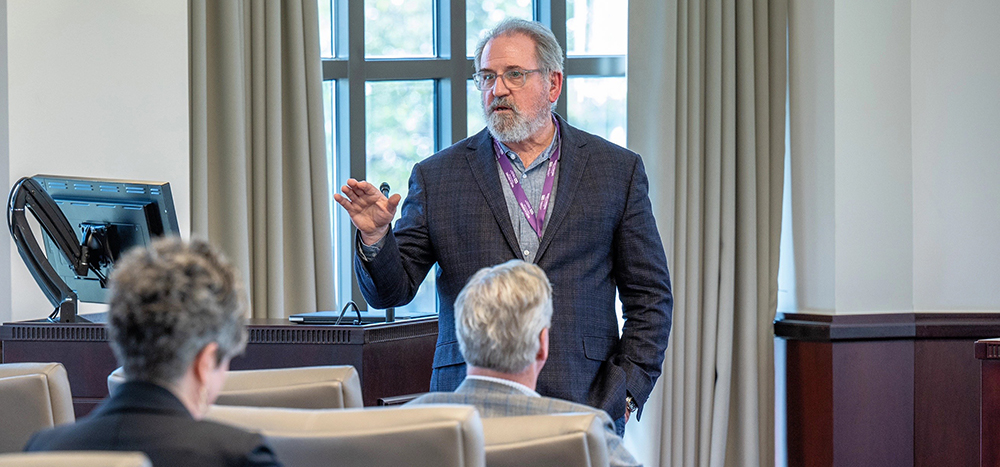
[334,18,672,434]
[407,259,640,467]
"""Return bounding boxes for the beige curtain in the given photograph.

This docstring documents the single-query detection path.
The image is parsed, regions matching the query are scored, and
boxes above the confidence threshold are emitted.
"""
[189,0,336,318]
[626,1,786,466]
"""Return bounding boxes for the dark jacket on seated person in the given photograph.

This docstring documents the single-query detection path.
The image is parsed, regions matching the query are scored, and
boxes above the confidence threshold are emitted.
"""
[24,381,281,467]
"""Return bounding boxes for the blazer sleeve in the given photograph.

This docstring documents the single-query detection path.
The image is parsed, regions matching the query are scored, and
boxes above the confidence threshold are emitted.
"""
[611,155,673,417]
[355,162,437,308]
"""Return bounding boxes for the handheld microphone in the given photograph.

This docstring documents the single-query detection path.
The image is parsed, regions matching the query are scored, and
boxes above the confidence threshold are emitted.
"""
[378,181,394,324]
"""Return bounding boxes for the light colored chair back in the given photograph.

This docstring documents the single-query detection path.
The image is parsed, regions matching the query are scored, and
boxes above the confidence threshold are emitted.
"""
[0,363,75,453]
[481,413,609,467]
[206,404,486,467]
[108,365,363,409]
[0,451,151,467]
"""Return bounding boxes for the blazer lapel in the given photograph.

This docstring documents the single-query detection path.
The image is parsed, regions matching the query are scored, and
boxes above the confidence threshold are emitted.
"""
[465,130,521,257]
[536,116,590,262]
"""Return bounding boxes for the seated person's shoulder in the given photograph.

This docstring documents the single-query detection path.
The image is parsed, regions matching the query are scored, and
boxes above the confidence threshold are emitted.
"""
[23,423,73,451]
[27,418,278,467]
[151,420,281,467]
[540,396,606,414]
[198,422,281,467]
[403,391,457,405]
[191,419,272,452]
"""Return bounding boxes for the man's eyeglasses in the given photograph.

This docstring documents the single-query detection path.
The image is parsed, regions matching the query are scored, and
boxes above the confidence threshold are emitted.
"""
[472,69,542,91]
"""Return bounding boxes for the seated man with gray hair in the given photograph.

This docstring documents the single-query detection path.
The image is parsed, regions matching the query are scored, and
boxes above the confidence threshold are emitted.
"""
[406,259,639,467]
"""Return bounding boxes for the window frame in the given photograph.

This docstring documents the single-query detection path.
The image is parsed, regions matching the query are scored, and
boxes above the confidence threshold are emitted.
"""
[320,0,626,307]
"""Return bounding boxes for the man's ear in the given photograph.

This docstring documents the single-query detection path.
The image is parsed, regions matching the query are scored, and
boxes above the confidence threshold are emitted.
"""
[193,342,220,385]
[537,327,550,364]
[547,71,563,104]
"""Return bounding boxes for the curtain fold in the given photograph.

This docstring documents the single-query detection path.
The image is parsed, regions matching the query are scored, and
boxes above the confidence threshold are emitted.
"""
[626,1,787,465]
[190,0,335,319]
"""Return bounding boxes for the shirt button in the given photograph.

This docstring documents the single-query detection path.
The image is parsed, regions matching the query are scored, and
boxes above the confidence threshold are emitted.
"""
[523,249,530,257]
[522,173,528,179]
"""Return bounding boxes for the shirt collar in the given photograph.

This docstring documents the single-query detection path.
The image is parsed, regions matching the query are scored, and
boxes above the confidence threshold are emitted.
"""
[465,374,540,397]
[496,116,561,171]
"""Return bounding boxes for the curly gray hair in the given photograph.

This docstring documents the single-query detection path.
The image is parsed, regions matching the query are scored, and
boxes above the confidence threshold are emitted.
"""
[107,237,248,385]
[455,259,553,374]
[473,18,564,76]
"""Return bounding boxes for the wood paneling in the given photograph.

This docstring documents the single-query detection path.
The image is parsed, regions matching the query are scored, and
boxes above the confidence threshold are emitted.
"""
[832,340,913,467]
[914,340,979,467]
[785,340,832,466]
[777,313,998,467]
[977,339,1000,466]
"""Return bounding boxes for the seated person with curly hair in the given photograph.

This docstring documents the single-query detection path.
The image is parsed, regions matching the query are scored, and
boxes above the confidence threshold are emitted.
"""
[25,238,281,467]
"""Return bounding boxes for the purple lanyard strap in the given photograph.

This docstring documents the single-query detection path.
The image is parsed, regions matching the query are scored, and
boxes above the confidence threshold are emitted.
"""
[493,118,561,238]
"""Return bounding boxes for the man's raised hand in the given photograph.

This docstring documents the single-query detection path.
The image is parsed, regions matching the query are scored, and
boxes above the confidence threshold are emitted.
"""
[333,178,401,245]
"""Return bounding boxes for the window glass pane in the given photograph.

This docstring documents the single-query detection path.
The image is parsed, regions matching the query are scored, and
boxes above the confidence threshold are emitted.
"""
[365,0,434,58]
[366,80,437,313]
[366,81,435,206]
[318,0,334,58]
[566,0,628,56]
[323,81,345,303]
[467,0,533,58]
[324,81,337,169]
[567,76,626,146]
[467,80,487,137]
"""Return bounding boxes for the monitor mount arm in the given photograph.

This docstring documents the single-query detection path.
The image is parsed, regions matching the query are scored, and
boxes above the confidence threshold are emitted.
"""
[7,176,97,323]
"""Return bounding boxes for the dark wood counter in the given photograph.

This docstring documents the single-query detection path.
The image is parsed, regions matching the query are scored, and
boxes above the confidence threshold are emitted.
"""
[776,312,1000,467]
[1,315,438,417]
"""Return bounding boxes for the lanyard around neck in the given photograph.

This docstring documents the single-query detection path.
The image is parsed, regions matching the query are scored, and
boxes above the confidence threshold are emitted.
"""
[493,119,561,239]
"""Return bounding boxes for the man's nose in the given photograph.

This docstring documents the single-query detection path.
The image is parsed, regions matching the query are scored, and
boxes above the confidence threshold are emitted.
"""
[491,76,511,97]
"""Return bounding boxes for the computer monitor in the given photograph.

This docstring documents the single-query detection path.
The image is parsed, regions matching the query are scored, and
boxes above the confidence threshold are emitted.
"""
[7,174,180,322]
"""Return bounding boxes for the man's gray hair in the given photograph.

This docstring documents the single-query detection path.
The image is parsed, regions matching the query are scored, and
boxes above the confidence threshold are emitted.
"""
[474,18,564,75]
[107,237,248,385]
[455,259,553,374]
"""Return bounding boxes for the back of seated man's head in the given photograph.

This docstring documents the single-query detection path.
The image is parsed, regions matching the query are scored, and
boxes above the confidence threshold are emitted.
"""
[455,259,553,374]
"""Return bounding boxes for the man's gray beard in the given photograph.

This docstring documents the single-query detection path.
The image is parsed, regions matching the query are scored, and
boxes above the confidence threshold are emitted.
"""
[485,102,550,144]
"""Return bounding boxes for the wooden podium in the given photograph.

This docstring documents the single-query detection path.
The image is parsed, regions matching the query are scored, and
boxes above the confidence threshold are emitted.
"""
[1,315,438,417]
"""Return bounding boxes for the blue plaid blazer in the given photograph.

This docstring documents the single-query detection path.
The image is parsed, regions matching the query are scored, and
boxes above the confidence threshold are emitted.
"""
[357,115,673,420]
[406,378,640,467]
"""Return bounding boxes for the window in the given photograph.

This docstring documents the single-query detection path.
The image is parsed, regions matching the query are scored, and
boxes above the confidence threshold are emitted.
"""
[318,0,628,312]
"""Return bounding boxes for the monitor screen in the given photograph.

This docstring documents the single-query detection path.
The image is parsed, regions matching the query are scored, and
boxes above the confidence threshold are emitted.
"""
[34,174,180,304]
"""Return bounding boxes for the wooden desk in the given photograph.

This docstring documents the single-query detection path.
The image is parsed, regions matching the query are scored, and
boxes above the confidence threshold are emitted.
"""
[976,338,1000,467]
[1,316,438,417]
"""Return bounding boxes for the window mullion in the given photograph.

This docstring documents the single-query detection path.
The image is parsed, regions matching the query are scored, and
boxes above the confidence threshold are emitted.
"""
[334,0,368,306]
[436,0,468,148]
[535,0,568,117]
[565,55,627,77]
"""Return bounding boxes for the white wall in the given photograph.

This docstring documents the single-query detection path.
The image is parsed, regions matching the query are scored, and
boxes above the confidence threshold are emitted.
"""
[788,0,836,313]
[789,0,1000,314]
[0,1,9,323]
[3,0,189,322]
[911,0,1000,311]
[833,0,913,313]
